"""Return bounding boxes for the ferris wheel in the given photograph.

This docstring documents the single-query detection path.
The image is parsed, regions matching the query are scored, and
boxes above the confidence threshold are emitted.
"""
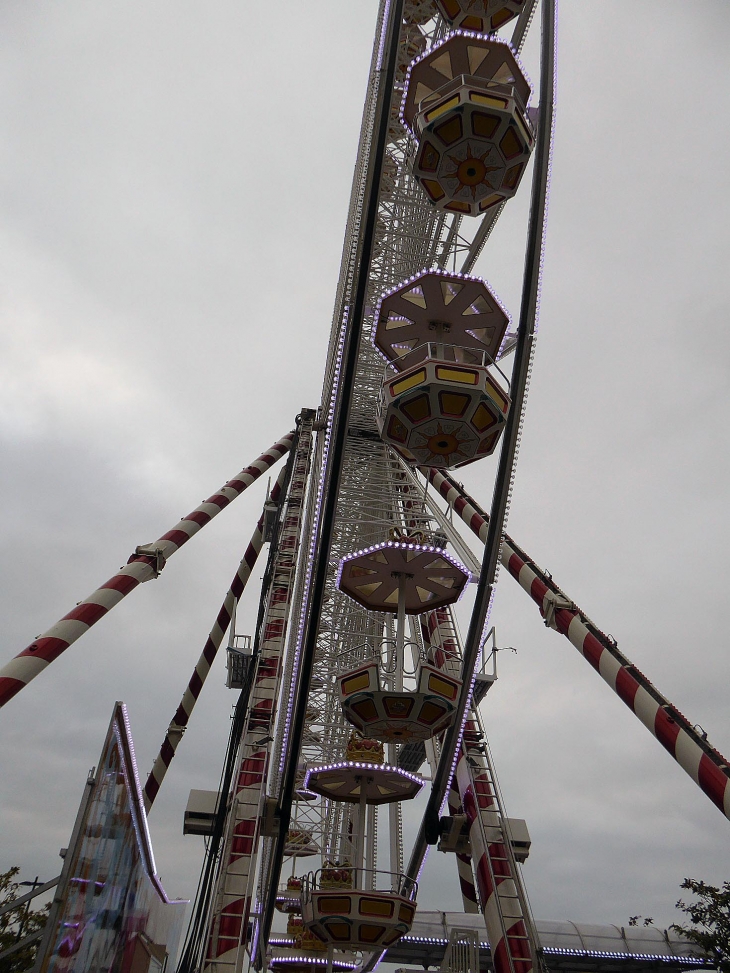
[1,4,729,973]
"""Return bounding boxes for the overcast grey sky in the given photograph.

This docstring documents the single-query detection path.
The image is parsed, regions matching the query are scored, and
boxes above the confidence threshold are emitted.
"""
[1,0,729,938]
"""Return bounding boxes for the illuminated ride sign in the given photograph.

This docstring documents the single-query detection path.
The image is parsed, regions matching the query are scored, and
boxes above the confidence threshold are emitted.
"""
[38,702,187,973]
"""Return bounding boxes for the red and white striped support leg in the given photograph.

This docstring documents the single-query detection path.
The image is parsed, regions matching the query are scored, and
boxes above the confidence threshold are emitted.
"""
[0,433,294,708]
[448,776,480,914]
[427,467,730,822]
[422,602,535,968]
[143,464,290,813]
[422,608,479,912]
[205,418,313,972]
[423,608,461,678]
[455,742,534,973]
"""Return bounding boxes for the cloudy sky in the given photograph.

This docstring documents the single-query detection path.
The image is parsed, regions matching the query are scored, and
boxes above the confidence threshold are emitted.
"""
[1,0,729,945]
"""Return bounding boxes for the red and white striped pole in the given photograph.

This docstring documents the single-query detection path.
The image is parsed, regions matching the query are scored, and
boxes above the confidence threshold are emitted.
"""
[206,416,314,969]
[427,467,730,822]
[423,602,535,972]
[423,608,480,913]
[0,433,295,709]
[423,608,461,676]
[421,604,535,965]
[455,743,534,973]
[143,463,290,812]
[447,776,480,914]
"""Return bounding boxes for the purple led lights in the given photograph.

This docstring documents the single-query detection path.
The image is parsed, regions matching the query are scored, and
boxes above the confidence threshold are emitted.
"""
[376,0,393,71]
[336,540,471,602]
[303,761,424,790]
[370,266,512,367]
[269,958,357,970]
[278,308,349,778]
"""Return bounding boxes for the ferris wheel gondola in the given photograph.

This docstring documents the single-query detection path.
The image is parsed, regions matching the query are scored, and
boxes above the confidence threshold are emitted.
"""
[6,6,729,973]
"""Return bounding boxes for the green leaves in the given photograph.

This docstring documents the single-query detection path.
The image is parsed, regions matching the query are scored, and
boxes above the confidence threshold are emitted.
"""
[0,867,49,973]
[670,878,730,973]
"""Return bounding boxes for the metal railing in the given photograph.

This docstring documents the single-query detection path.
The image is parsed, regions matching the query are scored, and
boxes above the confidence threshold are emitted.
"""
[385,340,491,374]
[414,74,530,135]
[302,868,418,900]
[383,342,511,387]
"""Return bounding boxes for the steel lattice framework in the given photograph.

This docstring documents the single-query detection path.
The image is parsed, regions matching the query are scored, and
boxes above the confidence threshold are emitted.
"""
[199,3,551,972]
[4,6,729,973]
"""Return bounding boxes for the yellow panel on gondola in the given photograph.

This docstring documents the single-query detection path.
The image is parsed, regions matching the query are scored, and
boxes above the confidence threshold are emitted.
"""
[402,33,534,216]
[301,871,419,951]
[338,660,463,743]
[377,349,510,469]
[435,0,524,35]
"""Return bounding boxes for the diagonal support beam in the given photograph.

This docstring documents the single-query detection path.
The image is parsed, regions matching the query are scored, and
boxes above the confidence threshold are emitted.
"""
[427,466,730,822]
[207,415,314,971]
[0,432,295,708]
[143,460,291,812]
[447,778,479,914]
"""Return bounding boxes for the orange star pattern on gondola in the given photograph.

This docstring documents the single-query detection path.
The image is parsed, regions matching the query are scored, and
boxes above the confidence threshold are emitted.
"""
[445,144,502,199]
[413,421,472,464]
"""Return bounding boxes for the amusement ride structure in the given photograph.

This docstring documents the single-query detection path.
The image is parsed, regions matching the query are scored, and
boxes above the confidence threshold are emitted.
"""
[1,3,729,973]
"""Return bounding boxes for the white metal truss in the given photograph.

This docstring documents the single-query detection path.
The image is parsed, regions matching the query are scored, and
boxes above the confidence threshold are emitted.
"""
[204,415,315,972]
[203,2,546,970]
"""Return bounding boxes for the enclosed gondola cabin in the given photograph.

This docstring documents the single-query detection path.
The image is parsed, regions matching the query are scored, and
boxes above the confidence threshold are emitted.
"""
[402,33,534,215]
[377,347,510,467]
[335,539,468,741]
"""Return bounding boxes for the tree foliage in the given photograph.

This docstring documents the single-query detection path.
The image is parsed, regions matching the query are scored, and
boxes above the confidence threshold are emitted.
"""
[0,867,49,973]
[671,878,730,973]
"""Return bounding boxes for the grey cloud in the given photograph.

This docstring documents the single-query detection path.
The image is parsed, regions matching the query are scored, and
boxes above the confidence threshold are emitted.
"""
[0,0,728,939]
